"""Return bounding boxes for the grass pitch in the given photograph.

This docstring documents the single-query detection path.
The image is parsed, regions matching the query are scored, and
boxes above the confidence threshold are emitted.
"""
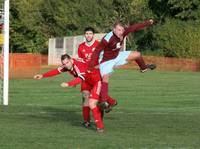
[0,69,200,149]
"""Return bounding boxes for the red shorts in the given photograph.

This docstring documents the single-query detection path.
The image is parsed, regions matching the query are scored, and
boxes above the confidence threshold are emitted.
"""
[81,81,90,91]
[81,81,101,101]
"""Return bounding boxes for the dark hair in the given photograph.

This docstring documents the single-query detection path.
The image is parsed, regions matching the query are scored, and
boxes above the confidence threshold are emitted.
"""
[61,54,71,61]
[84,27,95,33]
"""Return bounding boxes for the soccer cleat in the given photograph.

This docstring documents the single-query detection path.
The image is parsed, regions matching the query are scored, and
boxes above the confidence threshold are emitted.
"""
[105,101,118,113]
[100,101,109,110]
[97,128,104,133]
[82,121,91,128]
[140,64,156,73]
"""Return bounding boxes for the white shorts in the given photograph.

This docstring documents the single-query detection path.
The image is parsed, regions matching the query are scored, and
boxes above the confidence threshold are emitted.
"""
[100,51,131,76]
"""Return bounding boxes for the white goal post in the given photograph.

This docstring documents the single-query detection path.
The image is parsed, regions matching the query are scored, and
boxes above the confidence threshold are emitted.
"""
[0,0,9,105]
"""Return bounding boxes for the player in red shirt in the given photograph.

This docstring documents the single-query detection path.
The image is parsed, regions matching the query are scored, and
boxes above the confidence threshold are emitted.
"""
[78,27,99,63]
[34,54,116,132]
[77,27,100,128]
[88,19,156,109]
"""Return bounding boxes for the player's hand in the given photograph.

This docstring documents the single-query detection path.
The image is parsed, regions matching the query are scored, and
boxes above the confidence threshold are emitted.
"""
[60,82,69,88]
[149,19,154,25]
[94,65,99,69]
[87,70,92,73]
[34,74,43,80]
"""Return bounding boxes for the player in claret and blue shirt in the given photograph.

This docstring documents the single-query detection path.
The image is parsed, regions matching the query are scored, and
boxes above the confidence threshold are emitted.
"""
[87,19,156,110]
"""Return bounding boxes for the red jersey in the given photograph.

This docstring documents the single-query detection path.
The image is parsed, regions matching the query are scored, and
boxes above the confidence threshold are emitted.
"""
[78,40,99,63]
[42,58,101,86]
[88,20,153,70]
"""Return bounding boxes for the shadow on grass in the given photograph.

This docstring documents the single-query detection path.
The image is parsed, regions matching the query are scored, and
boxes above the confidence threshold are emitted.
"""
[0,104,117,131]
[31,106,84,127]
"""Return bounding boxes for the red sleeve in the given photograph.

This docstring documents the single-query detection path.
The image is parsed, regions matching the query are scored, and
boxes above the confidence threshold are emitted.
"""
[67,77,82,86]
[78,45,83,58]
[123,20,152,37]
[42,67,65,78]
[87,40,107,71]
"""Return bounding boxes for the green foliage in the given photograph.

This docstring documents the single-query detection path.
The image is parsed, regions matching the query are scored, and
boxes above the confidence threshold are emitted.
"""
[10,0,47,53]
[152,19,200,58]
[9,0,200,59]
[10,0,124,53]
[168,0,200,20]
[148,0,171,22]
[123,0,155,50]
[149,0,200,21]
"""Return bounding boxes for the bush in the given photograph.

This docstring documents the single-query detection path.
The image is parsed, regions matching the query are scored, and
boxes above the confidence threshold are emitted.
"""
[152,19,200,58]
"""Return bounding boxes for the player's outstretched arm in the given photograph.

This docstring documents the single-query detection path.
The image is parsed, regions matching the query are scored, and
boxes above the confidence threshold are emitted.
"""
[34,67,63,80]
[123,19,154,36]
[60,82,69,88]
[34,74,43,80]
[60,77,82,88]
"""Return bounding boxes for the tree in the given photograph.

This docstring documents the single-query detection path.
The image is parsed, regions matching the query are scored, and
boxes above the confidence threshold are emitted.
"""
[168,0,200,20]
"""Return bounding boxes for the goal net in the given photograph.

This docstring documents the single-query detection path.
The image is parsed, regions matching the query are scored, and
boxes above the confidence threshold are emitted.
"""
[0,0,9,105]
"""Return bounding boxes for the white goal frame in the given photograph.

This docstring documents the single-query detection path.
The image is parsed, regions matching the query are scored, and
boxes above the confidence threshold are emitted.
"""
[2,0,9,105]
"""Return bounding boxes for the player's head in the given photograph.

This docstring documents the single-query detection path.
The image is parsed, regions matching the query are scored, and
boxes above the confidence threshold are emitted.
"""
[61,54,73,70]
[113,22,125,38]
[84,27,95,42]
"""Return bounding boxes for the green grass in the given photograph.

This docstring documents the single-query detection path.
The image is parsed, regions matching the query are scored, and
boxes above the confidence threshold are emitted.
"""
[0,69,200,149]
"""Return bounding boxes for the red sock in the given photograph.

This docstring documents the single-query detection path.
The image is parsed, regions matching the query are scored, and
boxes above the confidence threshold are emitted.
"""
[101,82,108,102]
[107,95,116,106]
[82,106,90,122]
[98,105,104,120]
[135,56,147,70]
[91,106,104,129]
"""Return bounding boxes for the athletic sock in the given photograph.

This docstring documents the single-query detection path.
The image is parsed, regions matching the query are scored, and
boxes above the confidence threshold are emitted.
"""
[82,106,90,122]
[135,56,147,70]
[101,82,108,102]
[107,95,116,106]
[91,106,104,129]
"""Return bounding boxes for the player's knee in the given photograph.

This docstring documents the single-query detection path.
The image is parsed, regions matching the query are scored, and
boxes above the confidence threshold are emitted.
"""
[134,51,141,58]
[82,91,90,105]
[89,99,98,109]
[128,51,141,60]
[82,91,90,99]
[102,74,110,82]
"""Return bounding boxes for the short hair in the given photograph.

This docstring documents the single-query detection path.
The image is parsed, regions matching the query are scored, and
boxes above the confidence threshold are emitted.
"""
[61,54,71,61]
[114,21,126,28]
[84,27,95,33]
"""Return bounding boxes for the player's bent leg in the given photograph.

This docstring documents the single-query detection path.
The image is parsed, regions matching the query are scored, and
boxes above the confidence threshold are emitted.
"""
[107,95,117,106]
[126,50,141,60]
[126,51,156,72]
[99,60,116,110]
[88,98,99,109]
[100,74,111,109]
[81,90,91,128]
[89,99,104,132]
[82,90,90,106]
[105,95,118,113]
